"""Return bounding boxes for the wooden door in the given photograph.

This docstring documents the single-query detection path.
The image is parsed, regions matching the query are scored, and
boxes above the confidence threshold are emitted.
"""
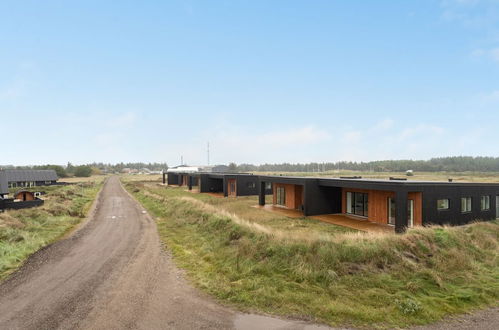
[228,179,237,197]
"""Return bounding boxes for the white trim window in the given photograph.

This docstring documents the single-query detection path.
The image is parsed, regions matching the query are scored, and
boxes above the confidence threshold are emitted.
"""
[481,196,490,211]
[437,199,450,210]
[461,197,472,213]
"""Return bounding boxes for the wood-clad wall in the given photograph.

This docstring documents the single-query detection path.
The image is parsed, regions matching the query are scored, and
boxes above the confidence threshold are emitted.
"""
[341,188,422,226]
[273,183,304,210]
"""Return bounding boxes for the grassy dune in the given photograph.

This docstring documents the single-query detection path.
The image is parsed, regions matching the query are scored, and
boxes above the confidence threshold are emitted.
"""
[126,181,499,329]
[0,181,103,281]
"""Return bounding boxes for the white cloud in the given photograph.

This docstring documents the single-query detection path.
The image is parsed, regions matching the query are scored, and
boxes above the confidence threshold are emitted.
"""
[399,124,445,140]
[165,119,453,165]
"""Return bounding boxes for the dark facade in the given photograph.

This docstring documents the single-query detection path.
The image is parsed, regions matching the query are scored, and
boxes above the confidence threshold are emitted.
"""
[166,172,180,185]
[2,170,58,188]
[167,171,197,187]
[0,198,44,210]
[258,176,499,233]
[0,171,8,198]
[189,173,272,197]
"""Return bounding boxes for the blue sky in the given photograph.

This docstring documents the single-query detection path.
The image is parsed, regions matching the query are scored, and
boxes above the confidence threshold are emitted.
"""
[1,0,498,166]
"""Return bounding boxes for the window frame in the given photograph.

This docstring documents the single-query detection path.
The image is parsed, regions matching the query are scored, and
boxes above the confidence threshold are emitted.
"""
[461,197,472,213]
[276,187,286,206]
[437,199,450,211]
[481,195,490,211]
[346,191,368,217]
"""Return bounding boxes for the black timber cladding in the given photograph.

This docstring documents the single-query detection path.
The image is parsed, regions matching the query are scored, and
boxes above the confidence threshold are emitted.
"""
[258,175,499,232]
[189,173,272,197]
[166,172,180,185]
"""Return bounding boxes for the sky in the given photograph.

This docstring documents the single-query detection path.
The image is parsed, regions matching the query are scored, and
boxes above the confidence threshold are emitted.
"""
[1,0,499,166]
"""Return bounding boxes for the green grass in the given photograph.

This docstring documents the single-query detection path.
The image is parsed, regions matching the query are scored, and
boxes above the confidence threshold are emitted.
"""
[0,181,103,281]
[126,180,499,329]
[128,181,355,238]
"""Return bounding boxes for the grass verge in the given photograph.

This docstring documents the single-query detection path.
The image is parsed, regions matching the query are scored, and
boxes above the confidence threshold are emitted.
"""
[126,181,499,329]
[0,181,103,281]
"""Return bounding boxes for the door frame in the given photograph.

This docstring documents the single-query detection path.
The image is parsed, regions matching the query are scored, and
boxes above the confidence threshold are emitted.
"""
[388,198,414,227]
[227,179,237,197]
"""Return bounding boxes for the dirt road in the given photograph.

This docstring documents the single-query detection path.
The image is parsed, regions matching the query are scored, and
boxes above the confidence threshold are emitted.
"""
[0,176,331,330]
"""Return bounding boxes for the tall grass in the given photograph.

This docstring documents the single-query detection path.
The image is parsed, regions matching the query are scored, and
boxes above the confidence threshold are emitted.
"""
[127,181,499,328]
[0,182,102,281]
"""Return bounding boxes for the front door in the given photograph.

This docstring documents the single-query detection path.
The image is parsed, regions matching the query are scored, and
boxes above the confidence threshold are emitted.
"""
[227,179,237,197]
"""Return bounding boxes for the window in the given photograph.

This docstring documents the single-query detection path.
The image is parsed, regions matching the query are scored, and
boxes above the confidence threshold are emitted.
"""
[265,182,272,190]
[408,199,414,228]
[388,198,396,225]
[247,182,256,189]
[437,199,450,210]
[346,192,368,217]
[346,192,352,214]
[481,196,490,211]
[276,187,286,206]
[461,197,472,213]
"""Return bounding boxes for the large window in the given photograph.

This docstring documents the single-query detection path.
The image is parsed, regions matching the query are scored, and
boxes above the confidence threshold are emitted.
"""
[276,187,286,206]
[265,182,272,190]
[437,199,450,210]
[461,197,472,213]
[346,192,368,217]
[247,182,256,189]
[481,196,490,211]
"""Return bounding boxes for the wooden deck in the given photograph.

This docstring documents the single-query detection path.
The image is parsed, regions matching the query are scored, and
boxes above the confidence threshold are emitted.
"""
[255,205,394,233]
[206,192,224,198]
[310,214,393,233]
[253,205,305,218]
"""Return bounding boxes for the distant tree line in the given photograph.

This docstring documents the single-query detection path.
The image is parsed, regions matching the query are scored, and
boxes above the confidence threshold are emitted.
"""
[6,157,499,176]
[0,162,168,178]
[235,157,499,173]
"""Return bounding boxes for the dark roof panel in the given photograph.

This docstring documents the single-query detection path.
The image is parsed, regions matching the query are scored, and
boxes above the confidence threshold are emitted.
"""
[3,170,58,182]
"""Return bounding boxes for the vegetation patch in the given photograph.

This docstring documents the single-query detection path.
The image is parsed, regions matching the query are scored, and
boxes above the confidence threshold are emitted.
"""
[0,181,103,281]
[125,181,499,329]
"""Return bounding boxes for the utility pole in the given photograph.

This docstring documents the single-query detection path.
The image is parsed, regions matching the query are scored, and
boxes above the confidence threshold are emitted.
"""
[207,142,210,165]
[181,155,183,166]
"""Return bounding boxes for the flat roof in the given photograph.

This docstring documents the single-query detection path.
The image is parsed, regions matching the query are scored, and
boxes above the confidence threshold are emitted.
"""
[2,169,58,182]
[259,175,499,187]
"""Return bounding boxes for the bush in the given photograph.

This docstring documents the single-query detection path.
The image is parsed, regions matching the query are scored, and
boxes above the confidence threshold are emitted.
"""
[74,166,92,177]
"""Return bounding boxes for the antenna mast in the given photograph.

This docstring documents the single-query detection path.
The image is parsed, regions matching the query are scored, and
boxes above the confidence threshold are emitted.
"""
[207,142,210,165]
